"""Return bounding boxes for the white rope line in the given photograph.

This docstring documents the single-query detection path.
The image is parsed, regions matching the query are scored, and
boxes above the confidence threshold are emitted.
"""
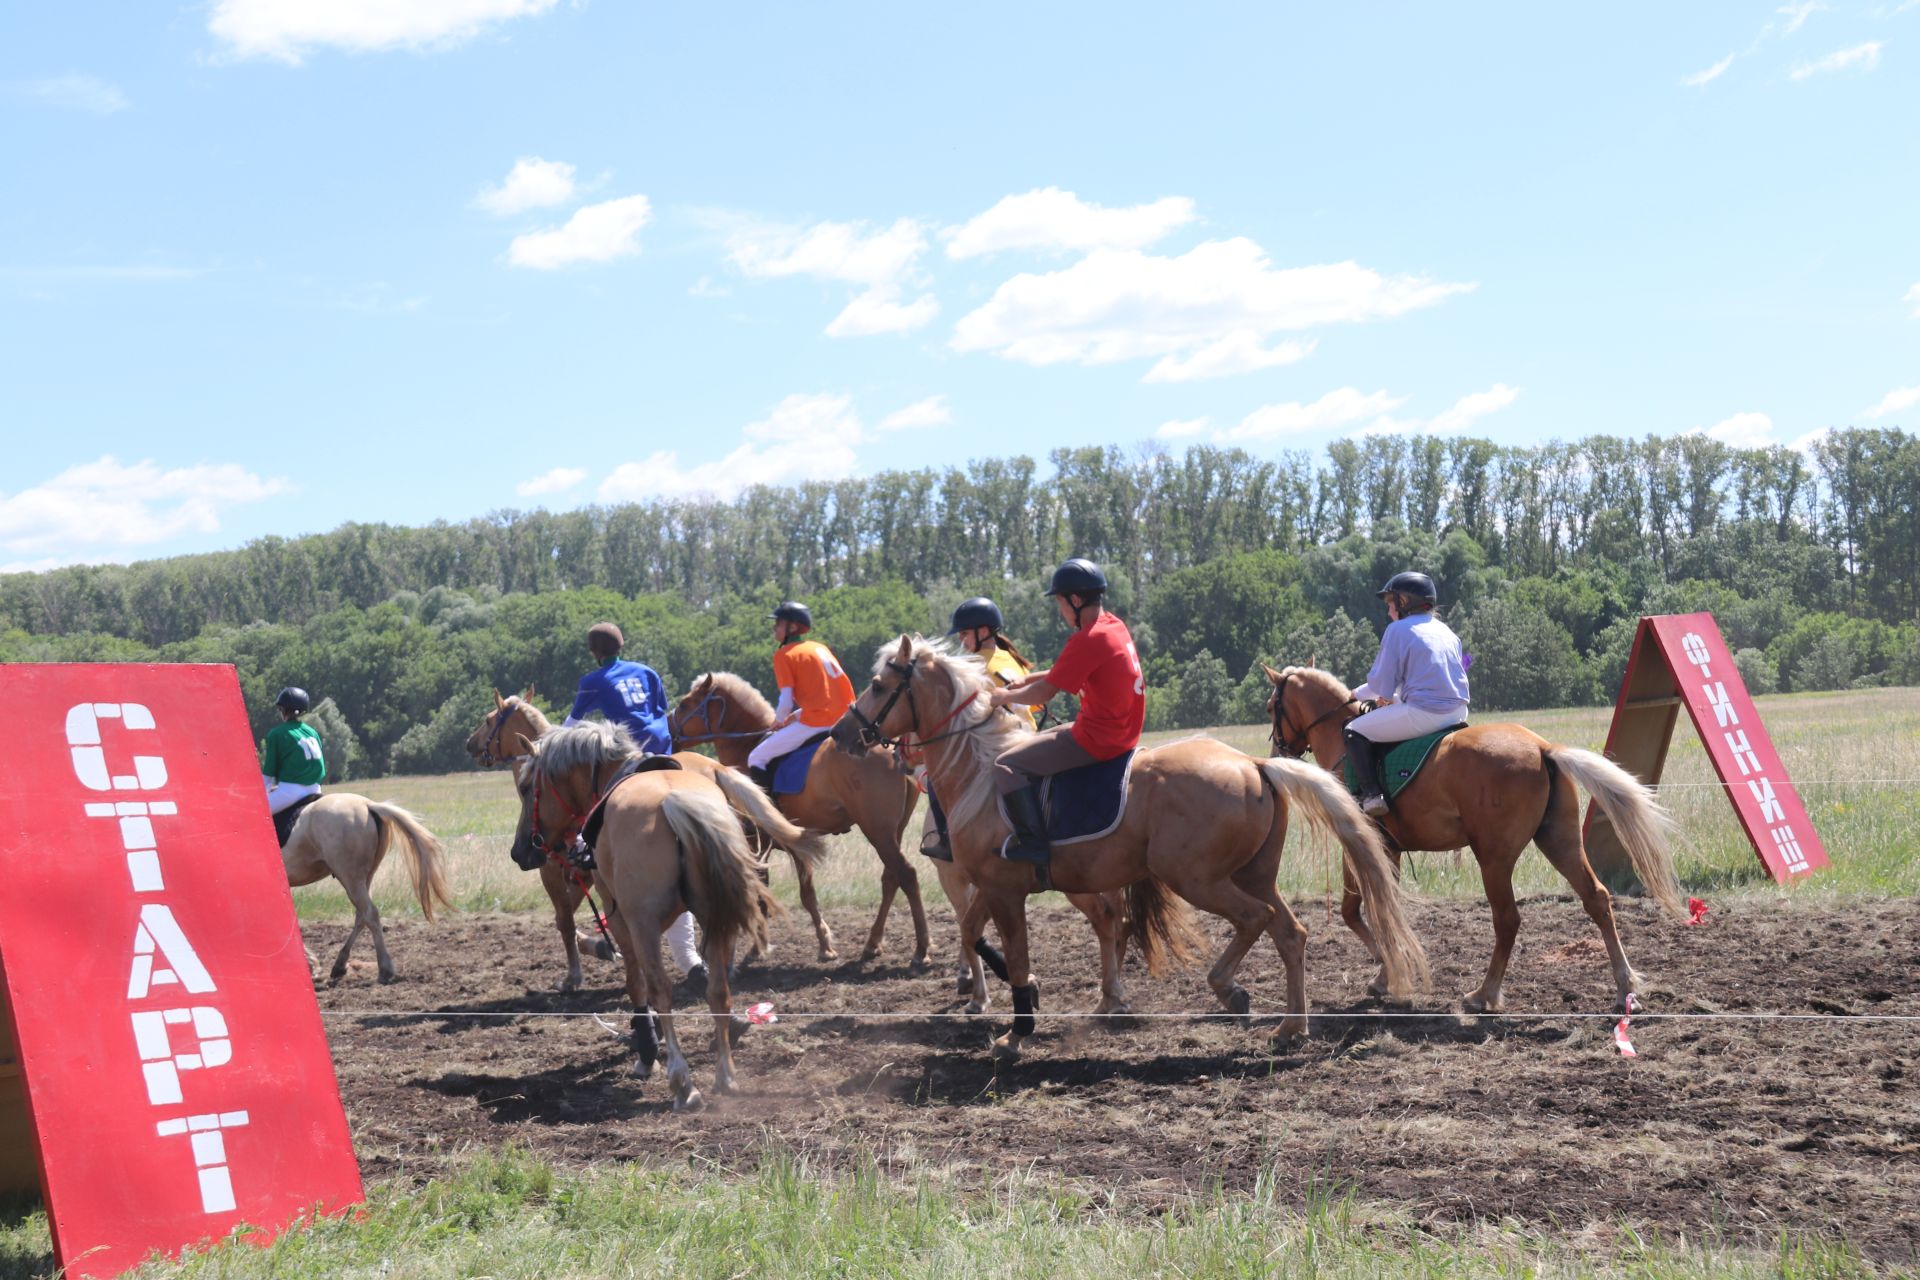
[318,1008,1920,1024]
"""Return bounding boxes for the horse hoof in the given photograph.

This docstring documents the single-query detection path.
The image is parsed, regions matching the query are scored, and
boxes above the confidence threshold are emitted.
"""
[672,1087,705,1113]
[328,968,347,984]
[819,948,840,963]
[557,977,579,994]
[592,939,619,962]
[1224,986,1252,1025]
[1269,1016,1309,1043]
[631,1058,654,1081]
[377,971,397,986]
[955,972,974,995]
[1462,993,1502,1015]
[859,947,883,964]
[727,1015,753,1046]
[989,1036,1021,1064]
[909,955,931,975]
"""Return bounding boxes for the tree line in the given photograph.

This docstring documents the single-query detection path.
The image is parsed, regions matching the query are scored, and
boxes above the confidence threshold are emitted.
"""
[2,428,1914,778]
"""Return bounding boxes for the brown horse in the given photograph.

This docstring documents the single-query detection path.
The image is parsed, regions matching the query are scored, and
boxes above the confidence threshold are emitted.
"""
[669,673,934,969]
[282,793,453,984]
[1263,665,1684,1014]
[833,637,1429,1061]
[466,689,837,988]
[513,723,792,1110]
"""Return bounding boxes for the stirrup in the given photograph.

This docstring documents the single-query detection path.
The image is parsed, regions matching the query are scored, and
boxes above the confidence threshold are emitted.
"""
[1360,792,1389,817]
[919,829,953,862]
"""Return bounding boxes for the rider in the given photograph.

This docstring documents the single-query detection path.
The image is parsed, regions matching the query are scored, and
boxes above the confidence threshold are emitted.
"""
[562,622,703,988]
[564,622,671,755]
[1346,571,1471,817]
[921,596,1034,860]
[262,687,325,844]
[986,559,1145,877]
[746,602,856,793]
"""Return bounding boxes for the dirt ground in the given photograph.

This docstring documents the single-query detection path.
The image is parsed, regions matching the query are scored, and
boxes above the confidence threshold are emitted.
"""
[310,888,1920,1260]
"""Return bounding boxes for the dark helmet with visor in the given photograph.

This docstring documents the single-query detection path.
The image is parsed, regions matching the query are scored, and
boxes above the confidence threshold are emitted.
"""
[948,597,1005,635]
[1045,558,1108,600]
[587,621,625,655]
[275,686,311,714]
[769,601,813,629]
[1376,572,1438,605]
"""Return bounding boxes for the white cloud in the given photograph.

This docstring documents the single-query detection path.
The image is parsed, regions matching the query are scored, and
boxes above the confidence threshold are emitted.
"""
[1682,53,1736,86]
[516,467,586,496]
[1143,333,1316,383]
[8,75,128,115]
[1779,2,1829,34]
[0,457,289,564]
[727,218,928,286]
[1791,41,1884,78]
[599,394,864,501]
[877,395,952,432]
[1694,411,1779,447]
[476,157,577,215]
[826,286,939,337]
[688,275,730,299]
[507,194,650,269]
[1428,383,1522,434]
[945,188,1198,259]
[1864,386,1920,419]
[1154,417,1211,441]
[209,0,558,63]
[951,239,1472,379]
[1905,282,1920,316]
[1213,389,1408,443]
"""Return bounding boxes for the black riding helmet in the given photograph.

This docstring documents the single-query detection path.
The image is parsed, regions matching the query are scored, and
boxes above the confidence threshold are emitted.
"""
[1376,571,1438,605]
[1045,558,1107,600]
[587,621,625,657]
[275,687,311,714]
[769,601,813,629]
[948,596,1005,635]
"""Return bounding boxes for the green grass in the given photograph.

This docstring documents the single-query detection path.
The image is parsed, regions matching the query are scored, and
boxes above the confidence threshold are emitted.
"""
[0,1150,1899,1280]
[294,688,1920,923]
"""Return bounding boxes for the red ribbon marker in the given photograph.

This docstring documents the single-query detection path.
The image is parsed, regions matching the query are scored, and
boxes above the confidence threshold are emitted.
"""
[1613,991,1642,1057]
[1686,897,1709,926]
[745,1001,778,1025]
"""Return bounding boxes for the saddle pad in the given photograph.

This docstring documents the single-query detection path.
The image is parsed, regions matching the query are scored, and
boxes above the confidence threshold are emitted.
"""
[998,749,1139,847]
[579,753,684,850]
[771,733,830,796]
[1344,724,1466,802]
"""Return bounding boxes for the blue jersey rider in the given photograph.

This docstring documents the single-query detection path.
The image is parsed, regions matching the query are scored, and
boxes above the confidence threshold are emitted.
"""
[1345,571,1471,817]
[566,622,671,756]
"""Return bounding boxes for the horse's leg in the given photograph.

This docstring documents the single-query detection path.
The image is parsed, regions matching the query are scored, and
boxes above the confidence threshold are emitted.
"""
[791,853,838,962]
[1462,849,1525,1015]
[1069,892,1132,1016]
[985,892,1036,1062]
[862,863,900,963]
[1233,827,1309,1039]
[328,895,367,984]
[705,928,739,1095]
[1535,812,1643,1010]
[934,860,987,1002]
[1163,874,1275,1026]
[542,861,586,993]
[862,832,931,971]
[1340,853,1404,999]
[955,886,993,1015]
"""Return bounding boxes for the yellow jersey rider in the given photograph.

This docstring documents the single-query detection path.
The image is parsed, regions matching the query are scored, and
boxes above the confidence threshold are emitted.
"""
[746,602,856,792]
[921,596,1034,861]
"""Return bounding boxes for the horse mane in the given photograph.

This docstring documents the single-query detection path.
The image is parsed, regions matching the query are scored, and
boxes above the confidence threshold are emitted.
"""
[878,636,1029,833]
[511,696,552,734]
[534,721,635,775]
[1282,665,1355,703]
[696,671,775,725]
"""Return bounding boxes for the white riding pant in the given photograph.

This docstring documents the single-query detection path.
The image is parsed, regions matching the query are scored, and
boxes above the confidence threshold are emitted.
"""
[747,720,826,770]
[1347,701,1465,744]
[665,910,701,973]
[263,777,321,814]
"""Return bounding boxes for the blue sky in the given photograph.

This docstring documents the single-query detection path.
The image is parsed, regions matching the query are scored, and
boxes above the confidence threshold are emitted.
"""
[3,2,1916,571]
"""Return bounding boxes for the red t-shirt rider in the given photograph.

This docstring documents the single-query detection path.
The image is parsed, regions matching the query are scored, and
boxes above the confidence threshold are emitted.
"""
[987,557,1145,879]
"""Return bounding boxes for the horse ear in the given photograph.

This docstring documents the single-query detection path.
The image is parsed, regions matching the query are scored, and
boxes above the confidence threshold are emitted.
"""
[1261,664,1284,686]
[1308,653,1318,670]
[696,674,713,695]
[493,687,506,709]
[521,684,535,701]
[895,635,914,662]
[513,732,537,756]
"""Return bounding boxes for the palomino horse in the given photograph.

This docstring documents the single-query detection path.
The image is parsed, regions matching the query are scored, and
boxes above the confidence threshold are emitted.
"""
[1263,665,1683,1014]
[669,674,933,970]
[513,723,793,1111]
[466,689,837,988]
[282,793,452,984]
[833,637,1430,1061]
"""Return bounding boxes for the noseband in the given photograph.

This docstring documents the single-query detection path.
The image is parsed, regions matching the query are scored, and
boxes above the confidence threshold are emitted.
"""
[477,697,522,768]
[527,757,607,859]
[1269,673,1359,758]
[669,687,769,749]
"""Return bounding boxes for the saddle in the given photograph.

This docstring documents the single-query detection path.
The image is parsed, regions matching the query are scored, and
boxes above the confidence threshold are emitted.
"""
[769,732,831,796]
[272,792,321,849]
[577,754,684,853]
[1343,725,1467,806]
[997,749,1138,849]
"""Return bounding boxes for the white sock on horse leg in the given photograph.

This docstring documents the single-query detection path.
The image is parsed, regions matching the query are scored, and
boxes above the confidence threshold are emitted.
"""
[666,911,701,972]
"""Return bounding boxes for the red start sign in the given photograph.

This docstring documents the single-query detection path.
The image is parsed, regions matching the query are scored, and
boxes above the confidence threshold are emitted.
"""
[0,664,362,1278]
[1587,614,1829,885]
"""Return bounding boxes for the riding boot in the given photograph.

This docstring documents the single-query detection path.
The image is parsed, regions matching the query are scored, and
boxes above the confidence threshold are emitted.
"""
[1344,727,1390,817]
[746,765,775,798]
[919,787,952,862]
[999,784,1052,887]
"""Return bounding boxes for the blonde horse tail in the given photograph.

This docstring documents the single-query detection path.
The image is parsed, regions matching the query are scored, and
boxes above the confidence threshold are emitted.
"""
[1124,877,1203,977]
[363,801,453,922]
[708,766,831,874]
[1256,756,1430,998]
[662,787,779,954]
[1546,746,1684,920]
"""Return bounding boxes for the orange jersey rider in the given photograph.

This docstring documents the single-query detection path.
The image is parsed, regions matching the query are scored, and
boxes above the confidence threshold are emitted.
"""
[746,601,856,787]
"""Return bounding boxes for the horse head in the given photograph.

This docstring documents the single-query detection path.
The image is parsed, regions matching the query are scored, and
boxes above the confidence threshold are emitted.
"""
[1263,664,1356,758]
[832,634,931,757]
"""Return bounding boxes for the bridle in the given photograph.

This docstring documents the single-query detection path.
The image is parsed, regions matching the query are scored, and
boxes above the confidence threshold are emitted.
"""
[476,697,525,768]
[847,654,996,757]
[1269,671,1359,759]
[525,756,609,860]
[668,686,767,749]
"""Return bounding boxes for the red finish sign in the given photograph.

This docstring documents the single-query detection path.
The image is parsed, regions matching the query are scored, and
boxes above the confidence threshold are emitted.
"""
[0,664,362,1278]
[1587,614,1828,884]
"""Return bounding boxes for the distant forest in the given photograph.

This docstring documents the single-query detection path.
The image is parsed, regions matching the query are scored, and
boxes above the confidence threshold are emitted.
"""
[4,428,1915,778]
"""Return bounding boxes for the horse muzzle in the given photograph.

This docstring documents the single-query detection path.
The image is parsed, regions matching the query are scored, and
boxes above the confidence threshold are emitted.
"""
[830,717,872,757]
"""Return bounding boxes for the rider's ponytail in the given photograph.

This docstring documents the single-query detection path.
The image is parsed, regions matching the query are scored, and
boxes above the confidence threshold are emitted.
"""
[994,631,1032,673]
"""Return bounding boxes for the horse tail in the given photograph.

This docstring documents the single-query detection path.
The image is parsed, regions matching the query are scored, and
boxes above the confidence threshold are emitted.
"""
[1125,877,1203,977]
[1256,756,1430,998]
[1546,746,1684,920]
[708,765,830,874]
[362,801,453,923]
[662,787,779,955]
